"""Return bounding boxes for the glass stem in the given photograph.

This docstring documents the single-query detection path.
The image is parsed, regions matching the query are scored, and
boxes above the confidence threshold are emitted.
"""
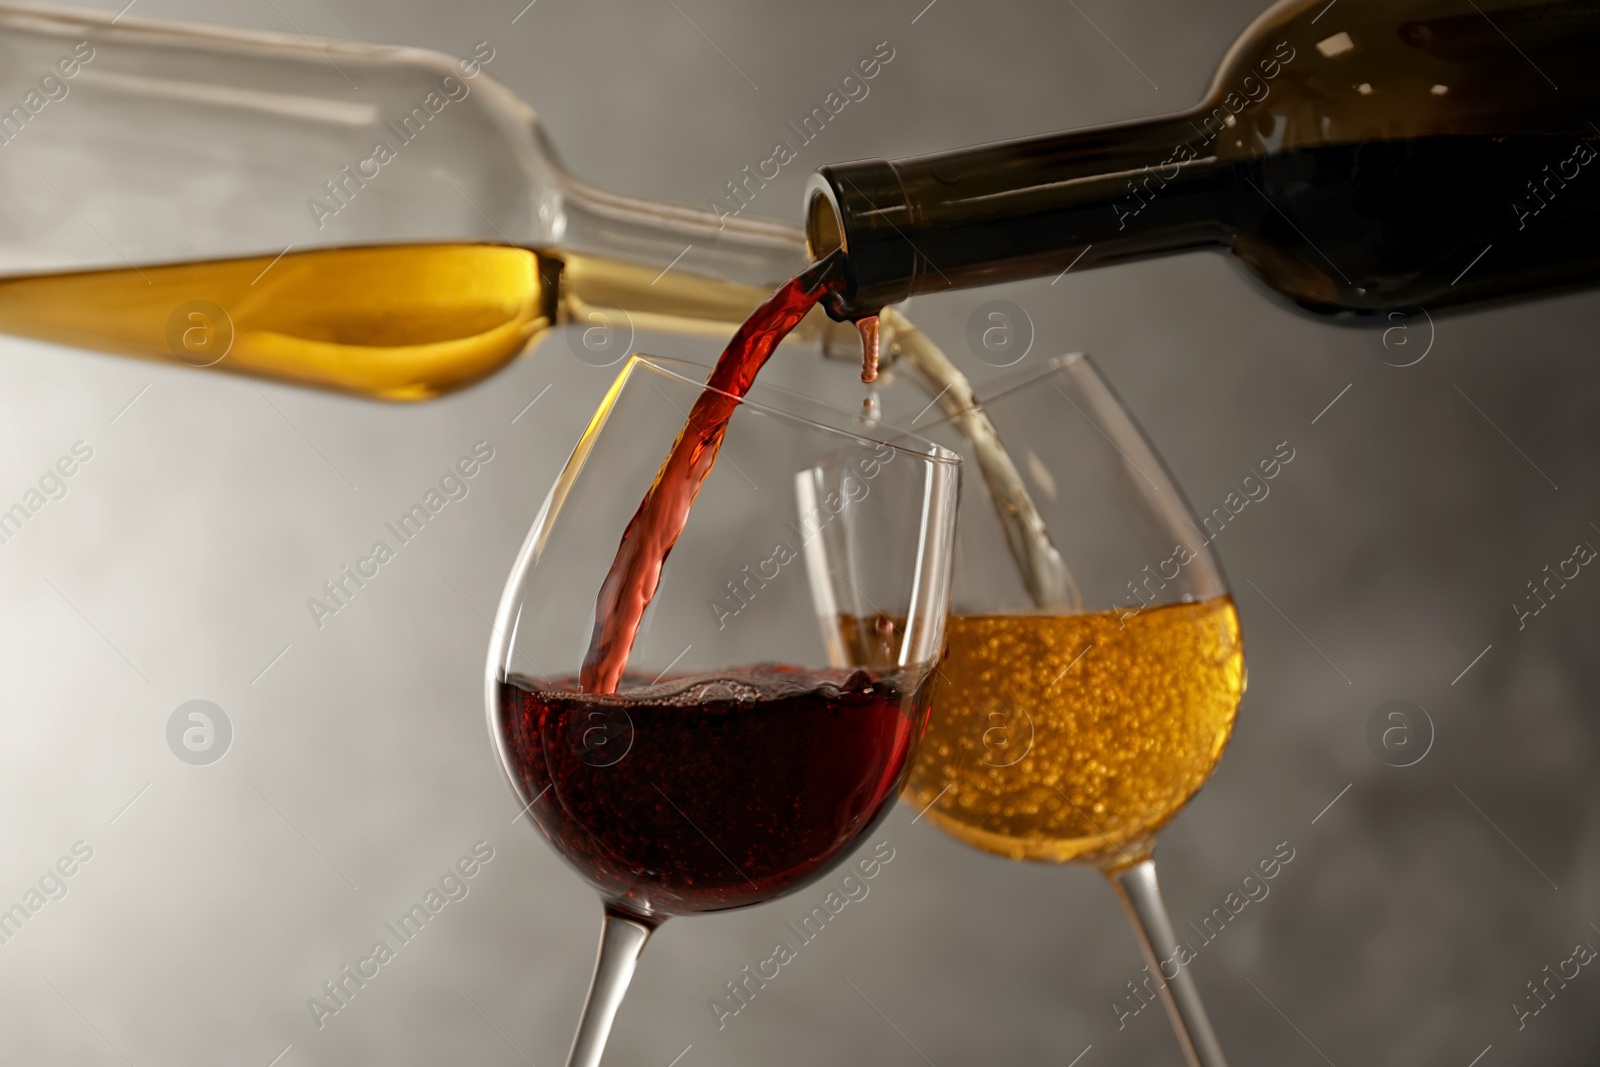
[564,905,658,1067]
[1108,858,1230,1067]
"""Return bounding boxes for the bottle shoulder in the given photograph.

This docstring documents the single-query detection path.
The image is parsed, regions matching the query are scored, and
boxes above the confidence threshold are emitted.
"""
[1201,0,1600,160]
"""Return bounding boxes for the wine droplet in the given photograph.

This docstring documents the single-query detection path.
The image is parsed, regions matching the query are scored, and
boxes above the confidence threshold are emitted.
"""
[856,314,881,384]
[861,381,881,425]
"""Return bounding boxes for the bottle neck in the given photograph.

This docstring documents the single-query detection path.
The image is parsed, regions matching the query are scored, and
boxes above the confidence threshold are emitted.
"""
[551,171,859,353]
[557,172,810,290]
[806,110,1233,314]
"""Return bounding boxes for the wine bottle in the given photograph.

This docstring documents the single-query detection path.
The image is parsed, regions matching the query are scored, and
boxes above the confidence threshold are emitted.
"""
[0,4,856,398]
[0,4,1075,611]
[806,0,1600,320]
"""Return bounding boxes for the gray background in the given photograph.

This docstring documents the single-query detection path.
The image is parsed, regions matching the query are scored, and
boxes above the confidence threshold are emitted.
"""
[2,0,1598,1064]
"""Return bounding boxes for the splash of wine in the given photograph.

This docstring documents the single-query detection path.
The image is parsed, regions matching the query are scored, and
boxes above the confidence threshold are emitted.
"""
[580,251,849,694]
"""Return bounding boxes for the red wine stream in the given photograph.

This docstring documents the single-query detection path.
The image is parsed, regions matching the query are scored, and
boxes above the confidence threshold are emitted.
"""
[579,249,848,694]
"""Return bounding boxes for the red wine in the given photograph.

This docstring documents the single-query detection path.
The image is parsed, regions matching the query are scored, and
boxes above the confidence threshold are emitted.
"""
[497,665,929,917]
[1229,134,1600,315]
[579,251,847,694]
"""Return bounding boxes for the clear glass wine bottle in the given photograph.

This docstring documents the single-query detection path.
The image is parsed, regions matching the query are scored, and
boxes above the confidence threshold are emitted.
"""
[0,3,1080,614]
[0,2,851,399]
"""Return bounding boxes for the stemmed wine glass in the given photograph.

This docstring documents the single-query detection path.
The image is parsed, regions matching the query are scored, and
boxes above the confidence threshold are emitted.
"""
[899,354,1244,1067]
[485,354,960,1067]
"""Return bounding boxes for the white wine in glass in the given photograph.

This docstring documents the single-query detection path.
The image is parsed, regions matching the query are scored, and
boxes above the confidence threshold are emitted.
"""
[903,354,1244,1067]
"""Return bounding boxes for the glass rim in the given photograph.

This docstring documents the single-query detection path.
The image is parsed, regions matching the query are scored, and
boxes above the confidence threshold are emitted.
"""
[905,351,1091,430]
[627,353,964,468]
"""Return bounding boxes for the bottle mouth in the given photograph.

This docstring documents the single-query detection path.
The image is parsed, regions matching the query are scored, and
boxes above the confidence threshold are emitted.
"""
[805,182,854,323]
[803,163,917,317]
[804,182,846,263]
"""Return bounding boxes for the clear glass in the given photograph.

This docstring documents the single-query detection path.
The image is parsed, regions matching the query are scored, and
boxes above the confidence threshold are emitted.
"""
[485,355,959,1067]
[896,354,1244,1067]
[0,3,861,398]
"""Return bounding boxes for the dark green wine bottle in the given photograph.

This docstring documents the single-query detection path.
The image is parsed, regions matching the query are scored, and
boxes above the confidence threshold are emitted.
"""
[806,0,1600,320]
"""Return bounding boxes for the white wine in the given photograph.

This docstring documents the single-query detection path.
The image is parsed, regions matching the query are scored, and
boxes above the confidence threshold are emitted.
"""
[906,598,1244,868]
[0,243,831,400]
[881,307,1078,611]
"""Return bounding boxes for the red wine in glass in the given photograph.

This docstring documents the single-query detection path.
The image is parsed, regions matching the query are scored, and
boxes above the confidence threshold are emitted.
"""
[499,664,928,917]
[531,250,915,918]
[489,247,956,1067]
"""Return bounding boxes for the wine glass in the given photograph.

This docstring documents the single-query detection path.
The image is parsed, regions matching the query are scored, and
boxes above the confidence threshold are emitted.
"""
[899,353,1244,1067]
[485,354,960,1067]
